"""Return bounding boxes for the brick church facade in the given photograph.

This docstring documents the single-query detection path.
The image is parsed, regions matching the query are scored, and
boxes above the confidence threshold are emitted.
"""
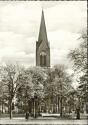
[36,10,50,67]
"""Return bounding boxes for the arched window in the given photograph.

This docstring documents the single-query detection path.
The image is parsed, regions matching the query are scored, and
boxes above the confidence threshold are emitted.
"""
[40,52,46,67]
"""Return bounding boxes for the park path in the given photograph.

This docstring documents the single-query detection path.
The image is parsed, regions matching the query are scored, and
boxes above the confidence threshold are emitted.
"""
[0,118,88,125]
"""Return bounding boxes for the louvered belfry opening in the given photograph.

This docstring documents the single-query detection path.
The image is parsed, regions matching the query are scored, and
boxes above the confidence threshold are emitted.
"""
[40,52,46,67]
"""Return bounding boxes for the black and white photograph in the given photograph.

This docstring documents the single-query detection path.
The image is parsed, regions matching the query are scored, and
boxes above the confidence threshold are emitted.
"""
[0,0,87,124]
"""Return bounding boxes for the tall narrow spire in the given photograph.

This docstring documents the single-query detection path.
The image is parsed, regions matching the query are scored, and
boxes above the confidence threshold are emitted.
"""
[38,10,48,43]
[36,9,50,67]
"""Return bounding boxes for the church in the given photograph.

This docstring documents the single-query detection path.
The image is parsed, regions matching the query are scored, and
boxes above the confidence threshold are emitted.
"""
[36,10,50,67]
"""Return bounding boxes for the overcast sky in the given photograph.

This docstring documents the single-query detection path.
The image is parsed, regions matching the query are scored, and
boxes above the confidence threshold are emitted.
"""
[0,1,87,72]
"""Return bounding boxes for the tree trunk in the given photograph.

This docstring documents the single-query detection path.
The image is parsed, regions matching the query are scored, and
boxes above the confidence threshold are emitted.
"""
[60,96,63,117]
[2,101,3,114]
[57,96,60,113]
[9,100,12,119]
[33,99,36,118]
[8,104,9,114]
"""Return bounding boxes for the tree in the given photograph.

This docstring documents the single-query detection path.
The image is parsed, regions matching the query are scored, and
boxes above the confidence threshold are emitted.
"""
[68,30,88,112]
[16,66,47,117]
[66,89,78,113]
[44,65,73,116]
[16,68,33,114]
[53,65,73,116]
[0,81,5,114]
[28,67,47,117]
[0,64,24,119]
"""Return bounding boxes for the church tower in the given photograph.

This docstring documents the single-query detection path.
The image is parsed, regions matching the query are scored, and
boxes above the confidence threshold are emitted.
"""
[36,10,50,67]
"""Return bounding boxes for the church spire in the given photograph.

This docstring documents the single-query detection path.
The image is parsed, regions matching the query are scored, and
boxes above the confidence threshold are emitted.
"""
[38,9,48,43]
[36,9,50,67]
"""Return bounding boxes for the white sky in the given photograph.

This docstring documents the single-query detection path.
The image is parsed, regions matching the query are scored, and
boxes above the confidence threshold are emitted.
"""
[0,1,87,73]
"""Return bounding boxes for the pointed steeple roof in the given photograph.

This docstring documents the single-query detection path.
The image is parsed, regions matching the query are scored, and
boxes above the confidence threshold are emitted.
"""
[38,10,48,43]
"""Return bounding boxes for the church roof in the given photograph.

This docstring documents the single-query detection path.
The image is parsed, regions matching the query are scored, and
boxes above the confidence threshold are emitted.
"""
[37,10,49,49]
